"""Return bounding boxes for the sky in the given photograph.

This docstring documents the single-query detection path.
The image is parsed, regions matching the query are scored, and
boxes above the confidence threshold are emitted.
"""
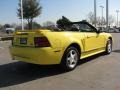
[0,0,119,25]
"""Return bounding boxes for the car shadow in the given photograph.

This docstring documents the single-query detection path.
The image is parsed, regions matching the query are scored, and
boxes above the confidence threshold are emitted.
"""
[0,62,66,88]
[0,53,106,88]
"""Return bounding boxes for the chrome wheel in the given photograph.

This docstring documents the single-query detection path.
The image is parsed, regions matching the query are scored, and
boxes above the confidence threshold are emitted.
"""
[66,50,78,69]
[105,39,112,54]
[61,47,80,71]
[107,40,112,53]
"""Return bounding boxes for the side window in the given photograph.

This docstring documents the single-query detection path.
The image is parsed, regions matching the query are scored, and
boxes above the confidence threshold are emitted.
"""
[79,23,94,32]
[68,24,79,31]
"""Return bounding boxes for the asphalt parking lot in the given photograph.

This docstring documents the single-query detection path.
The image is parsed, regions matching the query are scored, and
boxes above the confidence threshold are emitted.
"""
[0,33,120,90]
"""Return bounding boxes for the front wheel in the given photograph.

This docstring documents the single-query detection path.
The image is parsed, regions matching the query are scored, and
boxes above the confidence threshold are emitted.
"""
[105,39,112,54]
[61,47,80,71]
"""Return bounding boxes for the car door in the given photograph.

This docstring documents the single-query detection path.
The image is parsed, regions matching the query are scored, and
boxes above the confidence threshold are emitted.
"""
[79,23,105,52]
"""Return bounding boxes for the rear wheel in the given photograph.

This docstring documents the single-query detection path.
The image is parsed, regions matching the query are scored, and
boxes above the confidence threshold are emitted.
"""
[61,47,80,71]
[105,39,112,54]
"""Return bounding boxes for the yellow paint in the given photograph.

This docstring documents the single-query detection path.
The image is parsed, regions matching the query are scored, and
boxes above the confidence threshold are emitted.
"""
[9,30,112,65]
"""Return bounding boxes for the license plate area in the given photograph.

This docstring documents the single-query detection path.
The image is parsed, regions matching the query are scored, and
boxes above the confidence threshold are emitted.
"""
[20,38,27,44]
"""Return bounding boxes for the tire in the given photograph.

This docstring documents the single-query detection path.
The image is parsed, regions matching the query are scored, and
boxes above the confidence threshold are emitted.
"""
[105,39,112,54]
[61,47,80,71]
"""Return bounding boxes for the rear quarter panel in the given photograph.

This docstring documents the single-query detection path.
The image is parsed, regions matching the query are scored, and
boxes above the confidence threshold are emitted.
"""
[44,32,85,54]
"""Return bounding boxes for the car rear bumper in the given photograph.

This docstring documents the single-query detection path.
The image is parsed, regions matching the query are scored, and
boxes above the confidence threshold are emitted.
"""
[9,46,63,65]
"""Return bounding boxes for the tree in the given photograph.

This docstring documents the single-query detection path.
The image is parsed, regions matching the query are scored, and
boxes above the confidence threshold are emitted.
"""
[96,16,106,27]
[4,24,11,28]
[43,21,55,27]
[32,22,41,29]
[0,24,2,31]
[108,15,115,26]
[0,24,2,29]
[56,16,71,30]
[17,0,42,30]
[87,12,108,27]
[25,21,41,29]
[96,17,101,27]
[11,23,18,28]
[42,21,56,30]
[87,12,95,25]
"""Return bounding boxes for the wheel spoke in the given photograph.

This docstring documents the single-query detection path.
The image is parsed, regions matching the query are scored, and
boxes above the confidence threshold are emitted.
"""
[70,50,74,58]
[66,50,78,68]
[107,40,112,53]
[108,42,111,51]
[67,57,72,64]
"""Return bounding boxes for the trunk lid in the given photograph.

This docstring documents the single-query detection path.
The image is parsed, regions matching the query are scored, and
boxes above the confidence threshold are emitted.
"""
[13,30,51,47]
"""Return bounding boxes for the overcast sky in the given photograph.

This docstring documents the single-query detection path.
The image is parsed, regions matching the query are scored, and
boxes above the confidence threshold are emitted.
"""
[0,0,119,25]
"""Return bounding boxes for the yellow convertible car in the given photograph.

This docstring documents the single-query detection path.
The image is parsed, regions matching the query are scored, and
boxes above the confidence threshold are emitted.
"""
[10,21,113,70]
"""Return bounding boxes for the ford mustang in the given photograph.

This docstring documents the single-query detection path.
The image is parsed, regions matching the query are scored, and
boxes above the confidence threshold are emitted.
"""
[9,21,113,70]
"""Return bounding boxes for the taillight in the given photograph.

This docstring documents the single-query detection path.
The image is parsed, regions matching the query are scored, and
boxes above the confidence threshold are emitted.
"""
[34,37,51,47]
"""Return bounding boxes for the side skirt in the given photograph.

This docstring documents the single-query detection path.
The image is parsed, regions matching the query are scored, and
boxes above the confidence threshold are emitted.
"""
[80,47,105,59]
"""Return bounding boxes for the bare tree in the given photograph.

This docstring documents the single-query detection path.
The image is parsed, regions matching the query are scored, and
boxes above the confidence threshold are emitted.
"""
[96,17,101,27]
[108,15,115,26]
[0,24,2,29]
[43,21,56,29]
[43,21,55,27]
[87,12,95,25]
[96,17,106,27]
[11,23,18,28]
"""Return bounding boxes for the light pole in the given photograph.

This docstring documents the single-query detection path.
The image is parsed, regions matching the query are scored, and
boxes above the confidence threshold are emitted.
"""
[94,0,97,27]
[21,0,24,30]
[116,10,119,27]
[100,5,104,29]
[106,0,109,29]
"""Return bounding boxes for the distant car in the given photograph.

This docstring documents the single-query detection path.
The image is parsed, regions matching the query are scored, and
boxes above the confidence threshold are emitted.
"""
[97,27,107,32]
[5,28,15,34]
[10,21,113,71]
[114,28,120,33]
